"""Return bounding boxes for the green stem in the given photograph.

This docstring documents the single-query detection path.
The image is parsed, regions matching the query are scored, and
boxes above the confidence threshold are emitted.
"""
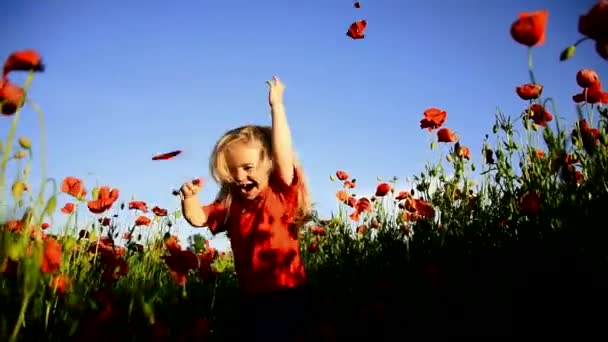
[27,100,53,233]
[543,97,562,137]
[9,291,32,342]
[573,37,590,47]
[209,277,219,314]
[0,72,36,219]
[27,100,48,202]
[527,47,537,85]
[44,301,51,331]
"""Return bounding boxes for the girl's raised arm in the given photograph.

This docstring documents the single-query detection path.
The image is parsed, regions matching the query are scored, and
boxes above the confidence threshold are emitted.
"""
[267,76,295,186]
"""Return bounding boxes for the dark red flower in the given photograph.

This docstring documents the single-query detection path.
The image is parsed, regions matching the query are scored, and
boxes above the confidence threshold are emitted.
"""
[520,191,541,216]
[578,1,608,43]
[152,206,168,217]
[375,183,391,197]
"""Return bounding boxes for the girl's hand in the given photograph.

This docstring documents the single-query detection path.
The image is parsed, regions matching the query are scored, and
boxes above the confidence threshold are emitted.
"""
[266,75,285,107]
[180,178,204,200]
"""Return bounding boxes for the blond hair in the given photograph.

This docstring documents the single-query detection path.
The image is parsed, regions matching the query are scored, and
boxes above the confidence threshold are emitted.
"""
[209,125,312,226]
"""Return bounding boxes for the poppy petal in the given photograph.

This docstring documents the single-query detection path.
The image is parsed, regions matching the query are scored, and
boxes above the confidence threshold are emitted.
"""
[152,150,182,160]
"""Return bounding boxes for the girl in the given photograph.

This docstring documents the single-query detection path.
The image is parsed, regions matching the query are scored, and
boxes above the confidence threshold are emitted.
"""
[180,76,312,341]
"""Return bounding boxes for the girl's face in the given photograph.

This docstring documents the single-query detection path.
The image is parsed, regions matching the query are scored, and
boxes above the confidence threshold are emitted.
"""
[224,140,272,200]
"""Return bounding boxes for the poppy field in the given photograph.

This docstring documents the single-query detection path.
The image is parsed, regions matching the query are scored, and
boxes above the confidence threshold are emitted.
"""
[1,2,608,341]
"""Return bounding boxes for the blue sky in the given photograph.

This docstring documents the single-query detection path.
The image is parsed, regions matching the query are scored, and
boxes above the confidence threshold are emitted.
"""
[2,0,606,251]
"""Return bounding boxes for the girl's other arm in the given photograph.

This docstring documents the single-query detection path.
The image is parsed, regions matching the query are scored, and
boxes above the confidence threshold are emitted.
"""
[182,196,208,227]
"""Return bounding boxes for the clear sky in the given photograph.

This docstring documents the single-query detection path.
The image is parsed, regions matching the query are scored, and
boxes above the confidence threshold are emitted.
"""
[2,0,606,251]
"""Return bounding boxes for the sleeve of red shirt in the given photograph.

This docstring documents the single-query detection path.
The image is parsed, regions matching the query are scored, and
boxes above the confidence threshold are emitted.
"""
[201,200,227,234]
[270,165,303,201]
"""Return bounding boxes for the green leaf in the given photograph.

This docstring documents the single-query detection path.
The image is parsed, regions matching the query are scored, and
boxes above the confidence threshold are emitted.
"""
[142,300,155,325]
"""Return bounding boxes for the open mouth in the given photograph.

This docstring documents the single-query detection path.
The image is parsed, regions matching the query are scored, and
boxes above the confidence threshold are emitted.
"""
[239,183,257,192]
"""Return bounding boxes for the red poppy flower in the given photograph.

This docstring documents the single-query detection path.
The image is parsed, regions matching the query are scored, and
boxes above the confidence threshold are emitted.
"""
[576,68,601,88]
[526,104,553,126]
[346,20,367,39]
[128,200,148,212]
[61,203,75,214]
[510,10,548,47]
[335,170,349,181]
[87,186,119,214]
[3,49,45,78]
[152,206,168,217]
[49,274,71,296]
[456,145,471,160]
[516,83,543,100]
[135,216,151,226]
[437,128,458,143]
[60,176,87,199]
[420,107,447,131]
[41,237,62,274]
[572,84,608,104]
[0,79,25,116]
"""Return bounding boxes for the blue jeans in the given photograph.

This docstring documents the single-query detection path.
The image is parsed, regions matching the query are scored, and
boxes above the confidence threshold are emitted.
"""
[238,285,311,341]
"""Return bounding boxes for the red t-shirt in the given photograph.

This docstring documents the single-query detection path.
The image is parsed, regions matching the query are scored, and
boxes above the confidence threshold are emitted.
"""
[202,166,308,295]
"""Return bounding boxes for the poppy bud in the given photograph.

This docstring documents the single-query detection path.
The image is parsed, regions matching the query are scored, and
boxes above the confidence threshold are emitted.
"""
[559,45,576,61]
[14,150,27,159]
[18,136,31,149]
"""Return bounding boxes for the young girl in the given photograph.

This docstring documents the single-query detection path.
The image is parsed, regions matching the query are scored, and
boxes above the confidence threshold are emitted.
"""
[180,76,312,341]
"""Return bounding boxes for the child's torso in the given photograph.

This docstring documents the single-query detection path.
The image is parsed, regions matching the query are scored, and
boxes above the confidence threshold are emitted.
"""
[227,192,307,295]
